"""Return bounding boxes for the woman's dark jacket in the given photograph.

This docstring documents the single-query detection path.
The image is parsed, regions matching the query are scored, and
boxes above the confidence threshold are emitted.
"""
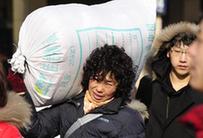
[22,92,145,138]
[145,76,203,138]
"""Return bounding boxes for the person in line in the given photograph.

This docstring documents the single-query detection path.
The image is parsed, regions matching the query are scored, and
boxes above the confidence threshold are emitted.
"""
[136,75,152,109]
[180,19,203,138]
[22,44,147,138]
[0,62,31,138]
[0,43,26,94]
[145,22,203,138]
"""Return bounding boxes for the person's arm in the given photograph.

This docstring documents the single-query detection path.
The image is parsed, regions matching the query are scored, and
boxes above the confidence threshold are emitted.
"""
[20,92,62,138]
[136,75,152,108]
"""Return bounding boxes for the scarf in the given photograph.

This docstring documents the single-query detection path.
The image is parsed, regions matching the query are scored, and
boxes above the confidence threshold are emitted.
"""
[83,90,114,114]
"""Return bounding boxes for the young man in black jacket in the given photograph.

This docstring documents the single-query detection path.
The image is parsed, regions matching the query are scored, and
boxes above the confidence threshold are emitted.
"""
[22,44,147,138]
[145,22,203,138]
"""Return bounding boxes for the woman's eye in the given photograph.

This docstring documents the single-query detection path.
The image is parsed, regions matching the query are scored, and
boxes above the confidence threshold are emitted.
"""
[107,83,113,86]
[174,50,181,53]
[105,81,114,86]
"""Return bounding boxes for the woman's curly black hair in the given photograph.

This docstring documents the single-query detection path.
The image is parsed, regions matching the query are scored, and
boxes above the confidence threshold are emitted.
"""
[81,44,136,104]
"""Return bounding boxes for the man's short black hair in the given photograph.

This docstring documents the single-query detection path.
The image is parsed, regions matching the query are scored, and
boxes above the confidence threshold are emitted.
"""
[163,32,196,52]
[81,44,136,104]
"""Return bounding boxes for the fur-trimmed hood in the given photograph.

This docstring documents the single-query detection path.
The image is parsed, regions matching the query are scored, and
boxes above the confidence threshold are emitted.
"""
[127,99,149,120]
[145,22,199,79]
[0,92,31,129]
[153,22,199,49]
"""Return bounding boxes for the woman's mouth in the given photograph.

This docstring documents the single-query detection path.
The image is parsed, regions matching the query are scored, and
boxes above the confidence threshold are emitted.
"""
[92,92,103,100]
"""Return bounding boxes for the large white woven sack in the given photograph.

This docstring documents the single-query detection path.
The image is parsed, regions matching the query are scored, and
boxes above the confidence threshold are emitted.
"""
[10,0,156,106]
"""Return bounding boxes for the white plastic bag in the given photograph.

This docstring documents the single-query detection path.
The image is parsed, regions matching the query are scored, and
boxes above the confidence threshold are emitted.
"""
[10,0,156,106]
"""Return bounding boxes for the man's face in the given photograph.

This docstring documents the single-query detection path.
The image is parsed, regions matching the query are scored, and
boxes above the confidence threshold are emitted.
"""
[167,43,191,77]
[88,72,118,103]
[188,30,203,91]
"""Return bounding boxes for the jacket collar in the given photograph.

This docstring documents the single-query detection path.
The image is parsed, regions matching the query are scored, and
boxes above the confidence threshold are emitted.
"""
[71,92,123,114]
[160,75,190,96]
[71,92,148,121]
[91,97,123,114]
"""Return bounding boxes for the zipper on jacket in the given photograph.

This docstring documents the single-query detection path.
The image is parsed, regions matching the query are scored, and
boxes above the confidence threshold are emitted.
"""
[166,96,170,119]
[161,96,170,137]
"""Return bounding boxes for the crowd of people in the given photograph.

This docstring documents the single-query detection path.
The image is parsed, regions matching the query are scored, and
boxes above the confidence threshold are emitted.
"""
[1,6,203,138]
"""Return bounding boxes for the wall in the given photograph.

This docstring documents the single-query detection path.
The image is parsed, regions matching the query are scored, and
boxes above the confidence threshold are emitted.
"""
[12,0,47,43]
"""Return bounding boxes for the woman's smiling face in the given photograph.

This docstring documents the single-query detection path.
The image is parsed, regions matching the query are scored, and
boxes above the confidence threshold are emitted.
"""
[88,72,118,103]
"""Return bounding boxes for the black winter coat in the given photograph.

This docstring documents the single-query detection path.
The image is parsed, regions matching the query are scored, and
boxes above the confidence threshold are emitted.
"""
[146,76,203,138]
[136,75,152,109]
[23,92,145,138]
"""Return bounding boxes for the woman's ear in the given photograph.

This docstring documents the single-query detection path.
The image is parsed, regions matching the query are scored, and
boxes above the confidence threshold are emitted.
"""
[167,51,170,58]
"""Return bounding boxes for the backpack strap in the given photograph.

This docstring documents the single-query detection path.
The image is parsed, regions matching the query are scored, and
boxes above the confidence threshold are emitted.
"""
[64,113,103,138]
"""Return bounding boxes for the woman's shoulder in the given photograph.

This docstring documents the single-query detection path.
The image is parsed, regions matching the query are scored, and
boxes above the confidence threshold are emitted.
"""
[127,99,149,120]
[0,122,19,130]
[0,122,22,138]
[111,102,146,136]
[113,100,148,124]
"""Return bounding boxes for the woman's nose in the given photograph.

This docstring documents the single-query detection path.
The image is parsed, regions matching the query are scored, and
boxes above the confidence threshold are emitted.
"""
[96,83,104,92]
